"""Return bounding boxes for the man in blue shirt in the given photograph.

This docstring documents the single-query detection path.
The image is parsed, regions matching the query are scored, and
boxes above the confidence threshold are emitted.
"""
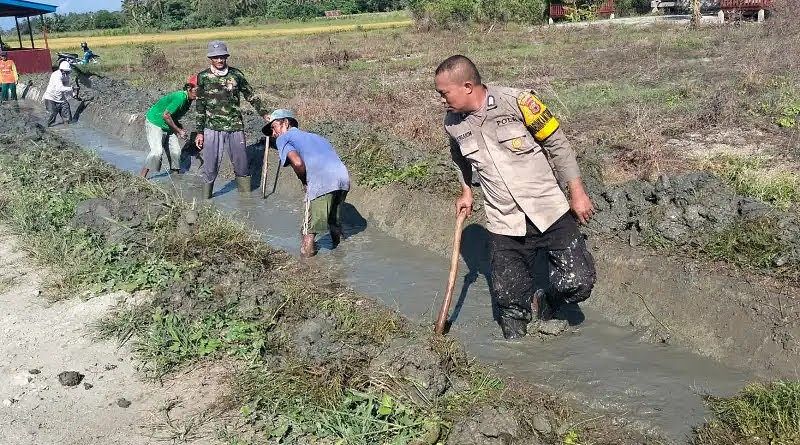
[266,109,350,257]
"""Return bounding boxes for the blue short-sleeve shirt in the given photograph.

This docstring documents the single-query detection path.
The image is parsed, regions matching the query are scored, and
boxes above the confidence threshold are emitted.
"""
[277,128,350,200]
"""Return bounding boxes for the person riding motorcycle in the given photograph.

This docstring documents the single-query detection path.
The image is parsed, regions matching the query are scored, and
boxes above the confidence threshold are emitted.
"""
[80,42,95,65]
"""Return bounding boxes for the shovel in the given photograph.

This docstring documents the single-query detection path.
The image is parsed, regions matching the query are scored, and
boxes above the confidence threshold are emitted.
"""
[434,209,468,335]
[260,138,269,198]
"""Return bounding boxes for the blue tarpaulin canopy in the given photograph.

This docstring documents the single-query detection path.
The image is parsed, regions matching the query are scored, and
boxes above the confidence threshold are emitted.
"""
[0,0,57,72]
[0,0,57,18]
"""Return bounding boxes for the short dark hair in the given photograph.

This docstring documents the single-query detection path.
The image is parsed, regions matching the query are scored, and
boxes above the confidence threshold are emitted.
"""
[435,55,482,85]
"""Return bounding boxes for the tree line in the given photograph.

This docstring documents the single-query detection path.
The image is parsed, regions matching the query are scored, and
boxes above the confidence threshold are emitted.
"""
[2,0,653,36]
[3,0,405,35]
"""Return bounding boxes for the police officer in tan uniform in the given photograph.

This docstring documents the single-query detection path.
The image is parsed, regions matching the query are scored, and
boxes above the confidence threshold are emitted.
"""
[435,55,596,339]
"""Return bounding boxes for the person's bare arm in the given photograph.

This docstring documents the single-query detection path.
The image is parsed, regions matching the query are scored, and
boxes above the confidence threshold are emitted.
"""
[285,150,306,185]
[162,111,187,138]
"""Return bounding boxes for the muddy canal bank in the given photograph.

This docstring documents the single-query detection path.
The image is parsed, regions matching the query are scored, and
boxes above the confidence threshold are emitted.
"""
[0,78,789,443]
[20,73,799,380]
[0,104,673,444]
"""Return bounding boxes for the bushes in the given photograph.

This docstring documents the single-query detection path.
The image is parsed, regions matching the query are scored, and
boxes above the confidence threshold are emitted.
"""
[409,0,546,28]
[614,0,651,15]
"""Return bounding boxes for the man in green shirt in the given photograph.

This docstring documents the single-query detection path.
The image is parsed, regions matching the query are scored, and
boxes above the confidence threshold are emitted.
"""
[194,40,270,198]
[139,76,199,178]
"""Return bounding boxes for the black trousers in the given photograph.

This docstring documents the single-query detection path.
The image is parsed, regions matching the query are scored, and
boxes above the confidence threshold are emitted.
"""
[488,212,596,322]
[45,99,72,126]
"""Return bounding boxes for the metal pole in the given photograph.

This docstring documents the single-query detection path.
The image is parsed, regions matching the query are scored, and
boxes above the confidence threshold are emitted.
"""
[27,17,34,48]
[40,15,49,50]
[15,17,23,48]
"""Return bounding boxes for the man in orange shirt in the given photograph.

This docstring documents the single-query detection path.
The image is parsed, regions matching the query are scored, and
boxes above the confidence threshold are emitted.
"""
[0,51,18,102]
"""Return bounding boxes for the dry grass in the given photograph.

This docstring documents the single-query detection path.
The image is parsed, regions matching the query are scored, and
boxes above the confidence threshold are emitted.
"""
[39,15,411,50]
[46,6,798,195]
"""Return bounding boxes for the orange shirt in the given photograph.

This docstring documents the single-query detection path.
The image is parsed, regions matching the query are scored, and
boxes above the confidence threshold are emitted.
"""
[0,59,18,84]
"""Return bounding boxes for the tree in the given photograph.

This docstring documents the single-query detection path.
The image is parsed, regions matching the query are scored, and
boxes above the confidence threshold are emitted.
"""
[94,10,125,29]
[122,0,154,30]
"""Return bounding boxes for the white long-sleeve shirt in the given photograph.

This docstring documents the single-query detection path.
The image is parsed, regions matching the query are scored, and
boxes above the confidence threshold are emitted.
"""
[43,70,73,103]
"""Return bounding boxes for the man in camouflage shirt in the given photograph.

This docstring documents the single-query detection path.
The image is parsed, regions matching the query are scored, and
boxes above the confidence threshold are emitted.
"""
[195,40,269,198]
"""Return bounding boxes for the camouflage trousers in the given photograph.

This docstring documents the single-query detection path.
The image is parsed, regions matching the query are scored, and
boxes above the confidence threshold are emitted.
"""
[488,212,596,323]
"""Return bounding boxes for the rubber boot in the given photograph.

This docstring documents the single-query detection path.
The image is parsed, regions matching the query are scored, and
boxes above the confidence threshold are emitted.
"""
[235,176,251,194]
[202,182,214,200]
[499,316,528,340]
[531,289,556,322]
[330,225,343,248]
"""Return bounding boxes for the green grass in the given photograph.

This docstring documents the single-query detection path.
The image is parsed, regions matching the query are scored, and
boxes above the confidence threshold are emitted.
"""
[702,219,785,271]
[694,381,800,444]
[134,308,269,376]
[236,367,441,444]
[559,82,692,112]
[704,155,800,210]
[40,11,412,50]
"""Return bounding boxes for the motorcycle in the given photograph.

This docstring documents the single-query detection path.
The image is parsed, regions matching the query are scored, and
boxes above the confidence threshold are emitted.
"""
[56,51,100,66]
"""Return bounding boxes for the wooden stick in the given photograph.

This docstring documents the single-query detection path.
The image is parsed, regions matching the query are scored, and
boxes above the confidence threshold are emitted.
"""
[260,138,269,199]
[434,209,468,335]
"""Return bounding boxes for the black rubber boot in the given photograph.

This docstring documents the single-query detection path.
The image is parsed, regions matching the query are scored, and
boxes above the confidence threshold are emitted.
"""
[235,176,251,194]
[330,226,343,248]
[202,182,213,199]
[499,316,528,340]
[532,289,559,321]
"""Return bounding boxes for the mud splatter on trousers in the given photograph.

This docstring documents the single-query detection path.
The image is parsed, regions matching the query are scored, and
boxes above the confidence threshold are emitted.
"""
[488,212,596,332]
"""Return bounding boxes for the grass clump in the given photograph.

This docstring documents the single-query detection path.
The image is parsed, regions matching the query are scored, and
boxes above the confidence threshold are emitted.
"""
[701,219,785,271]
[313,121,438,190]
[694,381,800,445]
[0,149,192,300]
[704,155,800,210]
[132,308,269,376]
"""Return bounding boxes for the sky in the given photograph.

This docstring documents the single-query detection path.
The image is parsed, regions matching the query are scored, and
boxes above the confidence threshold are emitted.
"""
[2,0,122,32]
[46,0,122,14]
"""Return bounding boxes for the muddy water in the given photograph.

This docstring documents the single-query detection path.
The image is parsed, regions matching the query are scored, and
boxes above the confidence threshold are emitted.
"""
[46,120,751,443]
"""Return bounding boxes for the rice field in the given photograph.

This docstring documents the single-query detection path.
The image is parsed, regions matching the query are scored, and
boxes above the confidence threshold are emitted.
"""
[37,12,411,50]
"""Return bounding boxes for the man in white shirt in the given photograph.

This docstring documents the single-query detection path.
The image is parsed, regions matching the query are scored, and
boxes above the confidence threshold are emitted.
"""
[43,61,77,127]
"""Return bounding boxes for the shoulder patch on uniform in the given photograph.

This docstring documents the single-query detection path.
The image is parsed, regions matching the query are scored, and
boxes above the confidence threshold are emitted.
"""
[517,91,560,142]
[487,95,497,110]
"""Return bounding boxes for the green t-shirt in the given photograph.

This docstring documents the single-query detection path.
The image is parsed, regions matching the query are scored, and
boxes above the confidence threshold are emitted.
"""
[145,90,191,132]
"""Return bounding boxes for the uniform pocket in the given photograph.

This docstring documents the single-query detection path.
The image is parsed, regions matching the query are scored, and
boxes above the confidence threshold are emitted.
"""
[496,125,537,155]
[458,138,479,157]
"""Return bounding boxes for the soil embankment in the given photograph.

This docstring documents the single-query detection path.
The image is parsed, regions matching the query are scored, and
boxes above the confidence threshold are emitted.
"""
[0,106,661,444]
[20,72,798,379]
